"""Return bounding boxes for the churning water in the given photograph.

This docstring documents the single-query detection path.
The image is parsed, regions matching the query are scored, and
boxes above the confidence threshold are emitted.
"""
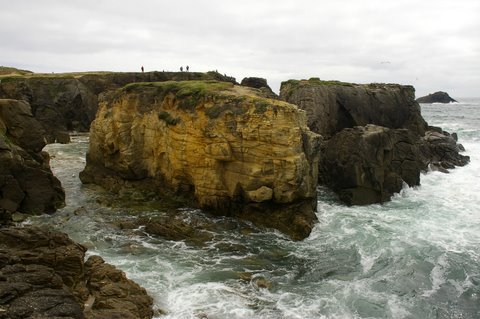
[36,100,480,319]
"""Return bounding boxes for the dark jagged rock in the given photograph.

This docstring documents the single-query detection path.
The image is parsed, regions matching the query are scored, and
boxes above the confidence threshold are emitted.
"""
[240,77,277,98]
[419,129,470,170]
[0,99,65,222]
[280,79,428,138]
[281,78,469,205]
[0,226,154,319]
[416,91,457,103]
[0,71,238,143]
[320,125,423,205]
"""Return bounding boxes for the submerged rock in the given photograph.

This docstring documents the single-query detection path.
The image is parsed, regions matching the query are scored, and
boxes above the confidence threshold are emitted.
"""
[0,99,65,222]
[0,226,154,319]
[416,91,457,103]
[80,80,321,240]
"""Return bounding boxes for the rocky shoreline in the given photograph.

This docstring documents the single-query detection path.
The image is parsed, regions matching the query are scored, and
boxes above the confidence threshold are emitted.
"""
[0,68,470,318]
[0,226,154,319]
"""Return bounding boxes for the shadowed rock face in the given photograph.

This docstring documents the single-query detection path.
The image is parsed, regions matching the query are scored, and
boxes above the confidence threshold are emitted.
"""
[320,125,423,205]
[80,80,321,240]
[281,79,469,205]
[0,226,154,319]
[0,99,65,223]
[280,79,428,138]
[416,91,457,103]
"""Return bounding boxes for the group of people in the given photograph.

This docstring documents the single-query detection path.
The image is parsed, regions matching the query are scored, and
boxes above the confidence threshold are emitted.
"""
[140,66,190,72]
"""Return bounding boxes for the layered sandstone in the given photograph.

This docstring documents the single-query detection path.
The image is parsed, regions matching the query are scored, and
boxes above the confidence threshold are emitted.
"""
[0,99,65,224]
[80,81,321,240]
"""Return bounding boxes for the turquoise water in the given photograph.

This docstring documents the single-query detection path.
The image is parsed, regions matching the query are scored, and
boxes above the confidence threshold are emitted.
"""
[37,100,480,319]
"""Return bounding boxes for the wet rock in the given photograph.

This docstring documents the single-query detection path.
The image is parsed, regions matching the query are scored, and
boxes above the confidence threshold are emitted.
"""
[419,130,470,170]
[0,99,65,218]
[0,226,154,319]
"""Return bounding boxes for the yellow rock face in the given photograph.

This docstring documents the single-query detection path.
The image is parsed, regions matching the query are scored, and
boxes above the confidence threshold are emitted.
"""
[81,81,321,239]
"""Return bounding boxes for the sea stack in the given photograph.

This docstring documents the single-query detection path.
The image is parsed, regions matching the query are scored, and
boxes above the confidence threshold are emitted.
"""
[80,80,321,240]
[280,78,469,205]
[416,91,457,103]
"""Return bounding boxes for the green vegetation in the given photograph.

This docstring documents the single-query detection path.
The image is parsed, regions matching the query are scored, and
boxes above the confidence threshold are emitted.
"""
[158,111,181,125]
[0,66,33,76]
[253,99,272,114]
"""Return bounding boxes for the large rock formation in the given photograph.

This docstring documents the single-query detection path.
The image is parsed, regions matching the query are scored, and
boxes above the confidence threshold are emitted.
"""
[281,78,469,205]
[0,226,154,319]
[416,91,457,103]
[0,71,237,143]
[280,78,428,138]
[0,99,65,224]
[80,80,321,240]
[319,125,423,205]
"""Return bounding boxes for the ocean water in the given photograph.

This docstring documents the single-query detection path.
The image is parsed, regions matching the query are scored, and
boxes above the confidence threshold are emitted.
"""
[36,99,480,319]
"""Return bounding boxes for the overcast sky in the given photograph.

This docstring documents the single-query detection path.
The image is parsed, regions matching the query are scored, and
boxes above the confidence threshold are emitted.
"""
[1,0,479,97]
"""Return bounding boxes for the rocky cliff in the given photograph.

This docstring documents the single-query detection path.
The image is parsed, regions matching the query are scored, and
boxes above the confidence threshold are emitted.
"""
[281,78,469,205]
[0,71,237,143]
[80,81,321,240]
[280,78,428,138]
[0,226,154,319]
[0,99,65,224]
[416,91,457,103]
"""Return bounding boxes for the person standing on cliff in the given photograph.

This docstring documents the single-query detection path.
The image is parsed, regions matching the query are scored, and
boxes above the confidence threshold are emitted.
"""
[186,65,189,72]
[141,66,144,73]
[180,66,183,72]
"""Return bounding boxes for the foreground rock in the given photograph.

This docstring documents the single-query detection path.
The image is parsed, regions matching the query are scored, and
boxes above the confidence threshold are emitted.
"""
[416,91,457,103]
[0,70,237,143]
[0,99,65,225]
[281,79,469,205]
[0,226,154,319]
[80,80,321,240]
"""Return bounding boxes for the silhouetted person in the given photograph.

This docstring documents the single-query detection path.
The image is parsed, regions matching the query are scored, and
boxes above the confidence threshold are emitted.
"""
[180,66,183,72]
[186,65,189,72]
[141,66,144,73]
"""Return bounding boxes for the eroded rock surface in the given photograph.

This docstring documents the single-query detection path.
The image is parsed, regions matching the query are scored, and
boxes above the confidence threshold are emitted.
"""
[280,78,428,138]
[0,226,154,319]
[0,99,65,223]
[320,125,422,205]
[281,78,469,205]
[80,81,321,240]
